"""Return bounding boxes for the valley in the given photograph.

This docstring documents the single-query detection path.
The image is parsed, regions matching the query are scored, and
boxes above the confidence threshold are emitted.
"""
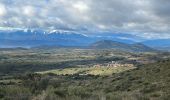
[0,47,170,100]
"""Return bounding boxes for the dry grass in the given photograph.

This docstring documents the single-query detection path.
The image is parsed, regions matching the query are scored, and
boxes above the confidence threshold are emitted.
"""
[38,66,135,76]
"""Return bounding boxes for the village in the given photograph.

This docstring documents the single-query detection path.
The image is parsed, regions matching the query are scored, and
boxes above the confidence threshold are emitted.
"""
[93,61,134,68]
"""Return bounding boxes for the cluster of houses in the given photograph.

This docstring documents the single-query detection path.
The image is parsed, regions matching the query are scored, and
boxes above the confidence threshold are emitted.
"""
[93,61,134,68]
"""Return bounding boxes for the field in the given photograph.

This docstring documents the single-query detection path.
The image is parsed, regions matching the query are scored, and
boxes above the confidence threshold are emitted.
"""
[0,48,170,100]
[38,66,135,76]
[0,48,166,75]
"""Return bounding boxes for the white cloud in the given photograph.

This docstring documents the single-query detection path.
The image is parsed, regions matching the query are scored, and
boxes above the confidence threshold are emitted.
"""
[73,1,89,13]
[0,3,6,16]
[22,6,36,17]
[0,0,170,39]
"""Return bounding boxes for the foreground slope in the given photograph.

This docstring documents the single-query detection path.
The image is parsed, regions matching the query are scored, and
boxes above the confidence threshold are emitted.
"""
[0,59,169,100]
[101,59,170,99]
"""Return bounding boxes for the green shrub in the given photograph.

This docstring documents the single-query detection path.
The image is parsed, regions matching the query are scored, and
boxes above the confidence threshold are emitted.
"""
[1,85,32,100]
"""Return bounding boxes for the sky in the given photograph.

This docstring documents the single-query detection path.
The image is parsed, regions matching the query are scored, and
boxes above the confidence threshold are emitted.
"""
[0,0,170,39]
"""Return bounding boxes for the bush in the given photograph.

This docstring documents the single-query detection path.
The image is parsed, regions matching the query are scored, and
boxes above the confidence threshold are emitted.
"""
[1,85,32,100]
[68,86,91,98]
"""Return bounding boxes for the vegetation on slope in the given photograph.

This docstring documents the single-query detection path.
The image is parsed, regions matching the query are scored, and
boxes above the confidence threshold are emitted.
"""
[0,59,169,100]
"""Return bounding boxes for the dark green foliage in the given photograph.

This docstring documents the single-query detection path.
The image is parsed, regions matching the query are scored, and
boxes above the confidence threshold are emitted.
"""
[0,48,170,100]
[0,59,170,99]
[0,86,31,100]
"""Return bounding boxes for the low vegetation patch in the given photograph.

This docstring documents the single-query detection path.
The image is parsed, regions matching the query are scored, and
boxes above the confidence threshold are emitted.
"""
[38,66,135,76]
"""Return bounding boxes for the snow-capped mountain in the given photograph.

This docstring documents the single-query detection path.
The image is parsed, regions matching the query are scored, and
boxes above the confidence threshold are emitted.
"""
[0,29,92,47]
[0,28,144,48]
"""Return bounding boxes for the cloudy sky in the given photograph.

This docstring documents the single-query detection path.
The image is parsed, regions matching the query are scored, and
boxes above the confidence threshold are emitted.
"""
[0,0,170,39]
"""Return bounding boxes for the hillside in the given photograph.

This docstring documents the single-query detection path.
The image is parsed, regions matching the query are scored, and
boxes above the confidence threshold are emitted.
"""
[101,59,170,99]
[90,40,155,52]
[0,60,170,100]
[32,59,170,99]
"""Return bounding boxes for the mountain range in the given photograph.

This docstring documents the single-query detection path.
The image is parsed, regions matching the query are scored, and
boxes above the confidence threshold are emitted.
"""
[0,29,170,51]
[0,29,138,47]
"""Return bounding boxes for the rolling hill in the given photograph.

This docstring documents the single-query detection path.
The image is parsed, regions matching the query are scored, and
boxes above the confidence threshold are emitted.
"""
[90,40,155,52]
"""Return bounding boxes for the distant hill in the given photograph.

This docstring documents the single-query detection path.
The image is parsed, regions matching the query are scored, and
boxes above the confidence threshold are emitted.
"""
[89,40,155,52]
[0,47,28,51]
[142,39,170,51]
[90,40,129,49]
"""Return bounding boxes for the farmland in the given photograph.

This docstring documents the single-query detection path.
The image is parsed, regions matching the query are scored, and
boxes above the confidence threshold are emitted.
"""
[0,48,170,100]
